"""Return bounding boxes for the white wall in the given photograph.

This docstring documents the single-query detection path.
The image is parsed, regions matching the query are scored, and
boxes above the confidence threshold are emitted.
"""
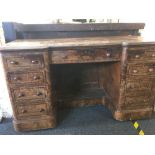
[0,22,12,118]
[0,57,12,118]
[0,25,10,118]
[0,0,155,32]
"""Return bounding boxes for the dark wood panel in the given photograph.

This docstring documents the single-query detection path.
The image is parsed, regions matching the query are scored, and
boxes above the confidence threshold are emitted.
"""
[98,62,121,110]
[14,23,145,32]
[11,23,144,40]
[51,63,101,102]
[2,22,145,41]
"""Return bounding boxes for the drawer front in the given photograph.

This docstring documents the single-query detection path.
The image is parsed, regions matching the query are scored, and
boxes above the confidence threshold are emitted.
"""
[4,54,45,70]
[125,80,152,92]
[125,96,153,106]
[16,103,48,117]
[125,90,151,97]
[11,86,48,102]
[128,51,155,62]
[127,64,155,76]
[51,48,120,64]
[126,75,155,81]
[128,47,155,62]
[7,71,46,85]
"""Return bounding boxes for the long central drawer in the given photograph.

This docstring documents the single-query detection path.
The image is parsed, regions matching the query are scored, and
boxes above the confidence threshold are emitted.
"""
[51,48,121,64]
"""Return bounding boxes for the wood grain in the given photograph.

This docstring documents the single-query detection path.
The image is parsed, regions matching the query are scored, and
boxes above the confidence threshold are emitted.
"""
[1,29,155,131]
[1,36,155,51]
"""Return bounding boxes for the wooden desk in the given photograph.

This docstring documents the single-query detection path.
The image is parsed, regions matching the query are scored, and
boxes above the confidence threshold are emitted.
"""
[1,24,155,131]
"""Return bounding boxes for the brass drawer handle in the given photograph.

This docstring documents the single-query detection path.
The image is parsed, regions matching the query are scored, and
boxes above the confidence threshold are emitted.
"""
[37,92,43,96]
[133,70,138,73]
[149,68,154,72]
[22,109,27,113]
[18,93,25,98]
[135,55,140,58]
[40,108,45,112]
[152,54,155,57]
[13,76,20,81]
[106,53,111,57]
[10,61,18,65]
[31,60,39,64]
[33,76,40,80]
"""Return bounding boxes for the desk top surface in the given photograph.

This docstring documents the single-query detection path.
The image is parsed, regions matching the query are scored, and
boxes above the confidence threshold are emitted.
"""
[1,36,155,51]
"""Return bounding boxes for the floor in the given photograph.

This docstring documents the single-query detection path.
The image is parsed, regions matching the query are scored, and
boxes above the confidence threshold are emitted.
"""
[0,105,155,135]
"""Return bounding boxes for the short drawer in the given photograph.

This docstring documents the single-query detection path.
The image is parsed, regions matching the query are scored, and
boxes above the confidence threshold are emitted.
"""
[7,71,46,85]
[11,86,49,102]
[16,103,48,117]
[3,53,45,70]
[127,64,155,76]
[125,80,152,92]
[51,48,121,64]
[125,90,151,98]
[126,75,155,83]
[128,47,155,62]
[125,96,153,106]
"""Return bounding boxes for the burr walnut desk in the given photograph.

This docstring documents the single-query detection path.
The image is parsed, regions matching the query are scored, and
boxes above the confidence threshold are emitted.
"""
[1,23,155,132]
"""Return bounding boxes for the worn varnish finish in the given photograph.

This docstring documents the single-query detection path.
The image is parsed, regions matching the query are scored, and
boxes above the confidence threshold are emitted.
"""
[1,50,56,131]
[1,24,155,131]
[1,36,155,50]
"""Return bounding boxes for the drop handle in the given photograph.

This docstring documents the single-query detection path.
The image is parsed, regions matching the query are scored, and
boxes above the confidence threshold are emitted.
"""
[133,70,138,73]
[36,92,43,96]
[22,109,27,113]
[33,76,40,80]
[152,54,155,57]
[106,53,111,57]
[135,55,140,58]
[31,60,39,64]
[149,68,154,72]
[18,93,25,98]
[13,76,20,81]
[40,108,45,112]
[10,61,18,65]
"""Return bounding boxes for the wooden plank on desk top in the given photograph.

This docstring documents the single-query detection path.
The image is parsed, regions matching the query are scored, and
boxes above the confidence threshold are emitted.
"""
[14,23,145,32]
[1,36,155,51]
